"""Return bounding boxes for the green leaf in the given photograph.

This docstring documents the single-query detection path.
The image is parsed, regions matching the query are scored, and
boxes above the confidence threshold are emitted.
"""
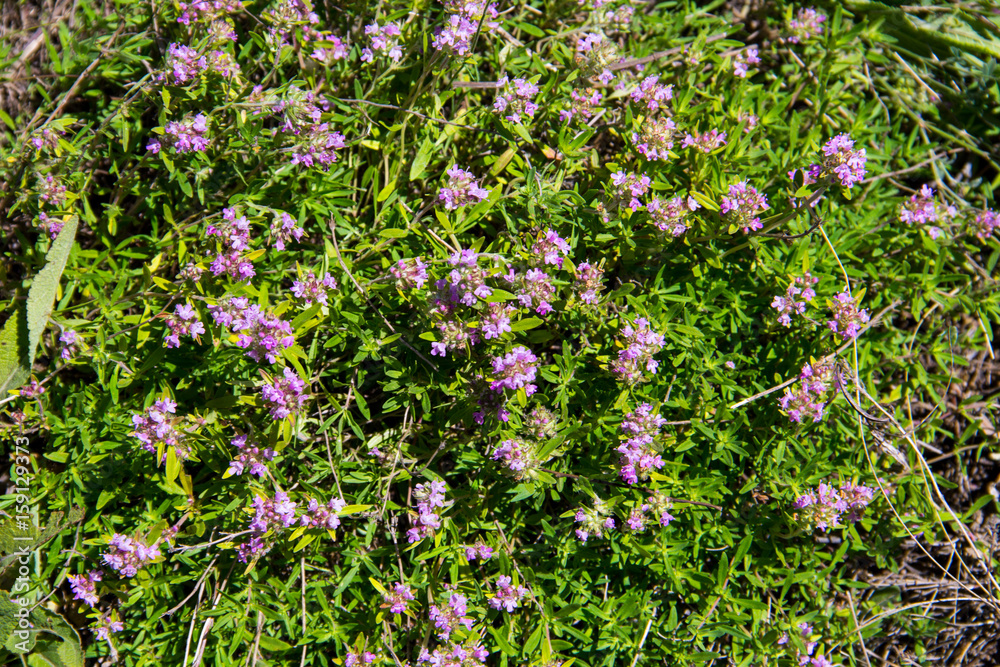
[257,636,293,652]
[379,228,409,238]
[409,138,434,180]
[0,215,79,394]
[510,317,544,332]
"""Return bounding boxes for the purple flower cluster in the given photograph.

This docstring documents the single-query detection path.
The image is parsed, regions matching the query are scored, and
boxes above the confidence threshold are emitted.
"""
[344,648,378,667]
[432,249,494,313]
[574,499,616,543]
[261,366,308,420]
[59,330,78,360]
[408,480,448,543]
[732,46,761,78]
[771,273,818,326]
[629,75,673,112]
[788,8,827,43]
[793,481,874,530]
[361,21,403,62]
[288,123,346,170]
[67,570,102,606]
[163,303,205,348]
[625,497,676,532]
[206,207,255,281]
[36,212,64,239]
[560,88,603,124]
[299,497,348,529]
[226,434,274,477]
[489,575,528,612]
[150,114,210,154]
[646,195,699,236]
[972,209,1000,240]
[721,181,770,233]
[531,229,571,268]
[238,490,298,562]
[573,32,618,84]
[19,378,45,399]
[96,615,125,641]
[490,346,539,395]
[390,257,429,289]
[269,212,303,250]
[382,582,415,614]
[681,129,727,153]
[418,641,489,667]
[505,267,556,315]
[102,533,161,578]
[157,43,238,85]
[609,170,652,210]
[438,166,490,210]
[37,174,67,207]
[429,591,475,640]
[464,542,495,561]
[131,398,190,461]
[616,403,667,484]
[432,0,500,55]
[611,317,665,383]
[491,438,539,480]
[810,133,867,189]
[827,291,870,339]
[176,0,241,25]
[209,297,296,363]
[29,126,62,153]
[778,361,835,423]
[494,76,540,124]
[633,116,677,160]
[292,271,338,306]
[899,184,957,240]
[480,303,514,339]
[575,261,605,305]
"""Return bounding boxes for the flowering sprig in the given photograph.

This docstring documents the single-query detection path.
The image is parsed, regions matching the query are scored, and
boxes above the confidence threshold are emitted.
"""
[493,76,540,124]
[792,481,874,531]
[629,75,673,112]
[131,398,191,462]
[59,330,79,360]
[771,273,818,327]
[898,184,957,240]
[681,129,727,153]
[102,533,161,577]
[433,0,500,55]
[361,21,403,62]
[382,583,415,614]
[238,491,298,562]
[806,134,867,189]
[574,261,605,305]
[225,434,274,477]
[428,591,475,640]
[505,268,556,315]
[778,361,835,424]
[261,366,309,420]
[491,438,541,480]
[488,575,529,612]
[827,291,870,339]
[390,257,429,289]
[601,171,651,220]
[292,271,338,306]
[633,117,677,160]
[300,497,348,529]
[787,8,827,43]
[439,166,489,210]
[163,303,205,348]
[574,498,616,543]
[269,212,303,250]
[464,542,494,561]
[150,114,210,154]
[157,43,239,85]
[732,46,761,78]
[490,346,539,395]
[721,181,769,233]
[971,209,1000,240]
[560,88,603,124]
[408,480,448,543]
[67,570,102,606]
[209,297,296,363]
[616,403,668,484]
[205,207,255,281]
[611,317,665,383]
[646,195,699,236]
